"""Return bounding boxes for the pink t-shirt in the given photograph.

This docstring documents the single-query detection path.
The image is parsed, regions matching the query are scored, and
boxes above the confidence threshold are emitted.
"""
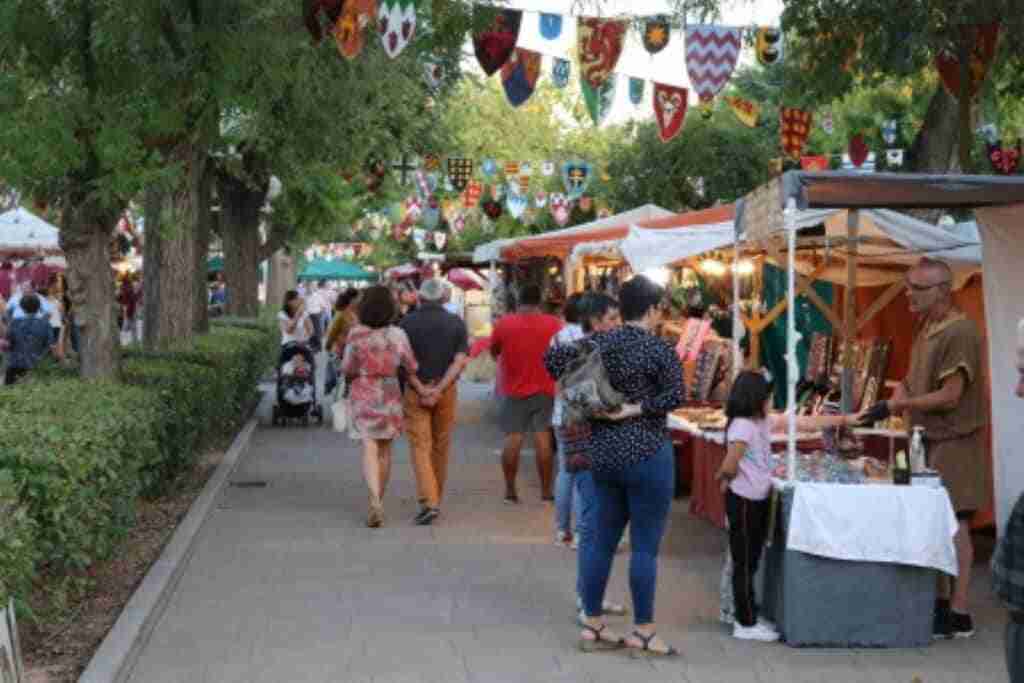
[726,417,774,501]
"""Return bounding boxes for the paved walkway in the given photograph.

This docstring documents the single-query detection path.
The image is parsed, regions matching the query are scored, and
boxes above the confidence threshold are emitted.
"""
[128,384,1008,682]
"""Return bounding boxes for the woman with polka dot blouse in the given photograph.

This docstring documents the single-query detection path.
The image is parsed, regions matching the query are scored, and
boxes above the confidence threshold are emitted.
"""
[545,275,685,657]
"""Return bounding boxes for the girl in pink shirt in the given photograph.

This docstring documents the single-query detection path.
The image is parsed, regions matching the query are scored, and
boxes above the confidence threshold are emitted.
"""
[715,370,861,641]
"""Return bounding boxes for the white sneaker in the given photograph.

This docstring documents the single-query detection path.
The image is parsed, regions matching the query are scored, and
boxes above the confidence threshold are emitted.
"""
[575,597,628,617]
[555,530,572,546]
[733,621,780,642]
[570,535,579,550]
[757,617,777,631]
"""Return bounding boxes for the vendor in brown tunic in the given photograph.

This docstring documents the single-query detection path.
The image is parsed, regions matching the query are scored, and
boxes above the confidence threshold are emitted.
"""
[884,258,988,640]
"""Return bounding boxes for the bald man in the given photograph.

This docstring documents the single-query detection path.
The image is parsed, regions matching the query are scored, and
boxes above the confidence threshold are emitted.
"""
[871,258,988,639]
[993,320,1024,680]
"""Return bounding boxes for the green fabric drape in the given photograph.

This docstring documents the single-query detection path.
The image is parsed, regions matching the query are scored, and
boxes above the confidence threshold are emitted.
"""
[760,263,834,408]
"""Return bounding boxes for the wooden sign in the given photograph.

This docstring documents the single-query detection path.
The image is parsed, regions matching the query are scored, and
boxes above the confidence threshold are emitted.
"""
[0,599,23,683]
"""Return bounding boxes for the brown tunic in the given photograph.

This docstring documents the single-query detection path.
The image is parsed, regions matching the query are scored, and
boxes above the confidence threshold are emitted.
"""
[905,311,988,512]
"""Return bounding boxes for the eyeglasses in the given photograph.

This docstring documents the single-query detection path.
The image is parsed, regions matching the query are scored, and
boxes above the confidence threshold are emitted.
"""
[905,280,950,293]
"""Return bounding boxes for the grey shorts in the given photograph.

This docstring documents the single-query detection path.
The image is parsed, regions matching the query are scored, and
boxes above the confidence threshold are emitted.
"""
[500,394,555,435]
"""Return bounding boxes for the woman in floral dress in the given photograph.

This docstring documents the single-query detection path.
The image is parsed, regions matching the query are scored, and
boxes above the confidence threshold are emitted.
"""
[341,286,427,527]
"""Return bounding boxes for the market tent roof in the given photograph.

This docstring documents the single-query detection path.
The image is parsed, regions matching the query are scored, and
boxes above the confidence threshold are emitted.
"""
[0,208,61,258]
[496,204,675,262]
[472,238,517,264]
[621,223,737,274]
[571,204,737,271]
[297,259,378,282]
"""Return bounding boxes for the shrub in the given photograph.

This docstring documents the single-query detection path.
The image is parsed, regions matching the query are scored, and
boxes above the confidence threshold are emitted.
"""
[0,470,38,605]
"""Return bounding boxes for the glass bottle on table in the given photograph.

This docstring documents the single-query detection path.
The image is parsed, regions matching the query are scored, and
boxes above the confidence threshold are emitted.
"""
[893,449,911,485]
[909,426,927,474]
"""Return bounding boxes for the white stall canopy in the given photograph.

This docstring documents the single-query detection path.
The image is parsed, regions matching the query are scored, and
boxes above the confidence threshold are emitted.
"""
[621,222,738,273]
[0,207,62,258]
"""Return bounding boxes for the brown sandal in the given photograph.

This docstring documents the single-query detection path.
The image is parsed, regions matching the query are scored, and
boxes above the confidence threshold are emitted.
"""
[578,623,625,653]
[627,631,679,658]
[366,503,383,528]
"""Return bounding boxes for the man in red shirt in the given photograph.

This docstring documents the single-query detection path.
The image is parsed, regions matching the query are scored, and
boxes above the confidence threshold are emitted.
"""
[491,283,563,503]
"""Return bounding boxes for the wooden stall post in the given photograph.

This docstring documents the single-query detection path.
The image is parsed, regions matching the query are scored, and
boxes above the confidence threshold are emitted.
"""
[841,210,860,413]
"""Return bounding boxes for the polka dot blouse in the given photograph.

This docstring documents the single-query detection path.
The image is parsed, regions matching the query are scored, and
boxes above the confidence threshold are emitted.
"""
[545,324,685,472]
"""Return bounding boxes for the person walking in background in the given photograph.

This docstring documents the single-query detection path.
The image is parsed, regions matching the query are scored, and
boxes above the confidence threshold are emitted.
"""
[545,276,683,656]
[993,318,1024,682]
[278,290,313,350]
[4,294,56,385]
[39,283,65,358]
[305,280,329,351]
[117,274,140,344]
[864,258,987,639]
[400,279,469,526]
[491,282,562,504]
[325,289,360,396]
[6,280,53,321]
[551,293,587,545]
[341,286,430,528]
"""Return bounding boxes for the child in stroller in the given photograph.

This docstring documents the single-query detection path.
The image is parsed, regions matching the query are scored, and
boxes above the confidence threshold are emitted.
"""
[272,343,324,426]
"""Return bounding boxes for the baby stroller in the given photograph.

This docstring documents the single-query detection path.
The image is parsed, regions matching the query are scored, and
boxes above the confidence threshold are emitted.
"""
[272,342,324,427]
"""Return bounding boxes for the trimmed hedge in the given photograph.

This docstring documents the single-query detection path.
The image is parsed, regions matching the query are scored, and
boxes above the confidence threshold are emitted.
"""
[0,320,275,605]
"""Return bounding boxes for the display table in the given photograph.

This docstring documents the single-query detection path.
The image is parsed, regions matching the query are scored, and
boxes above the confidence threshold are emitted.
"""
[763,482,958,648]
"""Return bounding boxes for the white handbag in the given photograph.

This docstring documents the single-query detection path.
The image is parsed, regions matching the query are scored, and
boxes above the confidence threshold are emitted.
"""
[331,397,348,433]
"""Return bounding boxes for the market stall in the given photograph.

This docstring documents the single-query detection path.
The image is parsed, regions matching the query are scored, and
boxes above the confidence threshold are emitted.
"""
[297,258,378,283]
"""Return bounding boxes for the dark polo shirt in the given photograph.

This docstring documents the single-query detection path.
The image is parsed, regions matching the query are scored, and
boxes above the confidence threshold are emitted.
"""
[399,303,469,383]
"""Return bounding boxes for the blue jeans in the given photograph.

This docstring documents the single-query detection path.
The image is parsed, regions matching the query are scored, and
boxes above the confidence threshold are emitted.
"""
[575,470,596,599]
[554,433,583,535]
[580,440,674,625]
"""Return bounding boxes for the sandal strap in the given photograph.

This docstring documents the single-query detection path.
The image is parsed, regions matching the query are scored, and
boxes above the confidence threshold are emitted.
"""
[632,630,656,649]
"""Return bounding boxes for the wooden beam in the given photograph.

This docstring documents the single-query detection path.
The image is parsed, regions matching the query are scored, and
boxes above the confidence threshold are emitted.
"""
[841,210,860,412]
[857,279,905,332]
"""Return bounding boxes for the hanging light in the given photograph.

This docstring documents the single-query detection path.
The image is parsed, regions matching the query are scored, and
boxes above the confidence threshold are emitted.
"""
[700,258,727,277]
[734,259,755,276]
[643,267,671,287]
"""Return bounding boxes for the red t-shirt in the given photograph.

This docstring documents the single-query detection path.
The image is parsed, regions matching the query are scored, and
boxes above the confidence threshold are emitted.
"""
[491,312,563,398]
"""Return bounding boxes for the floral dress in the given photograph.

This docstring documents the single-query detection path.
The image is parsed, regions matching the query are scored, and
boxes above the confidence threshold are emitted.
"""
[341,324,418,441]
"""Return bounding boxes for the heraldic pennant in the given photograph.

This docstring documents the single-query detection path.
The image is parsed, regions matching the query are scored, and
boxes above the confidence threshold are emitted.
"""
[936,23,1000,99]
[552,58,571,89]
[305,0,345,44]
[447,158,474,192]
[378,0,418,59]
[334,0,378,60]
[725,96,760,128]
[501,48,542,108]
[780,107,813,159]
[653,83,689,143]
[685,25,742,103]
[473,9,523,76]
[539,12,563,40]
[578,18,627,90]
[643,15,671,55]
[989,140,1022,175]
[562,160,592,200]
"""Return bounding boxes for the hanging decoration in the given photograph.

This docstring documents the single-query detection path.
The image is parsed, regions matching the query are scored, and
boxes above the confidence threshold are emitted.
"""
[886,149,905,168]
[801,156,829,171]
[552,58,571,89]
[629,78,646,106]
[642,16,671,55]
[848,133,870,168]
[378,0,417,59]
[780,107,813,159]
[935,23,1000,99]
[304,0,345,44]
[453,213,467,234]
[506,186,529,219]
[414,170,432,199]
[562,160,592,199]
[653,83,689,143]
[550,193,571,226]
[473,9,523,76]
[333,0,378,59]
[988,140,1022,175]
[542,161,556,176]
[755,27,783,66]
[482,199,503,219]
[441,199,460,223]
[422,153,441,171]
[539,13,563,40]
[534,190,548,208]
[490,183,505,200]
[481,158,498,177]
[422,197,441,229]
[412,228,428,250]
[881,119,899,146]
[578,18,627,89]
[501,48,543,107]
[684,25,742,103]
[434,231,448,250]
[520,162,533,176]
[725,96,760,127]
[504,161,520,177]
[422,58,444,92]
[446,158,474,191]
[581,77,616,126]
[821,109,835,135]
[462,180,483,209]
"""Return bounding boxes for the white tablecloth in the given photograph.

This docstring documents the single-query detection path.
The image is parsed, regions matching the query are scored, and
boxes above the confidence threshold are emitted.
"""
[783,482,959,576]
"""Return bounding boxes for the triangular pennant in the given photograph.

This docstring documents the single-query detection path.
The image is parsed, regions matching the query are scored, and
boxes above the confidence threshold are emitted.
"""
[481,158,498,177]
[684,25,742,103]
[579,196,593,212]
[578,18,627,89]
[552,58,571,89]
[305,0,345,44]
[500,48,542,107]
[517,175,530,194]
[755,26,783,66]
[988,140,1021,175]
[886,149,905,168]
[482,199,503,219]
[550,193,570,227]
[422,57,444,92]
[629,78,646,106]
[541,161,556,176]
[821,109,835,135]
[422,153,441,171]
[881,119,900,146]
[935,23,1000,99]
[534,190,548,208]
[473,9,523,76]
[724,96,760,127]
[653,83,689,143]
[378,0,417,59]
[506,187,528,219]
[503,161,520,177]
[562,160,592,200]
[539,13,563,40]
[581,77,616,126]
[643,16,671,55]
[520,162,533,176]
[780,107,813,159]
[333,0,377,59]
[412,228,427,249]
[461,180,483,209]
[434,231,448,250]
[848,133,869,168]
[446,158,474,191]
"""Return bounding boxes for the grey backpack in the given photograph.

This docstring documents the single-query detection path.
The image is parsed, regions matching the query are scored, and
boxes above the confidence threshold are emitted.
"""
[558,340,625,423]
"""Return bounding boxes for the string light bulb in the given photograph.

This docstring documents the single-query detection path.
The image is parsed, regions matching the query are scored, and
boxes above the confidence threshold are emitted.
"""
[700,258,727,277]
[735,259,755,276]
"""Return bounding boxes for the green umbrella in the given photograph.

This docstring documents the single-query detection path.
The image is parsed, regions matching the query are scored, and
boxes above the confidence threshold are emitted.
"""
[297,259,378,282]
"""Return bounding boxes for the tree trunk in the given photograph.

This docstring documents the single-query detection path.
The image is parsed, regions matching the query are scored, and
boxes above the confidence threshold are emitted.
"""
[60,209,120,379]
[218,170,268,318]
[267,249,298,311]
[192,165,213,334]
[908,84,962,174]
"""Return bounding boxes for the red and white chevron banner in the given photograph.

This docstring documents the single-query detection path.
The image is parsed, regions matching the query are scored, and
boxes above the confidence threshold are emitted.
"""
[684,25,742,103]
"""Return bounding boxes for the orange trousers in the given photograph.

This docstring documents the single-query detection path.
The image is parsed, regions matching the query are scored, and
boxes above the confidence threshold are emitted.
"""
[403,384,457,509]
